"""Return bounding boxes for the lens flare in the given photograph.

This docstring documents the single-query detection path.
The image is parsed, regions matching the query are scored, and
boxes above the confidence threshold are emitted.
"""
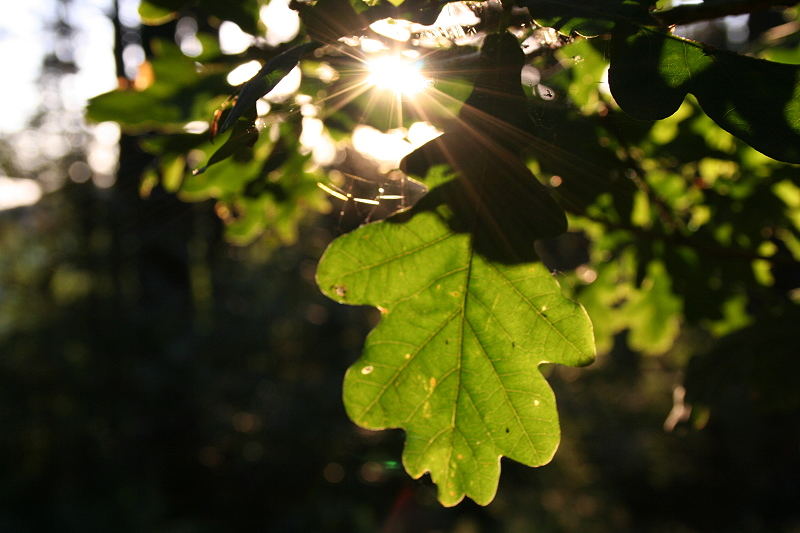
[365,55,430,97]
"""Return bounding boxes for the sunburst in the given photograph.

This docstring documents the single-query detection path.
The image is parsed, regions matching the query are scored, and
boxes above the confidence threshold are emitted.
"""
[364,54,431,97]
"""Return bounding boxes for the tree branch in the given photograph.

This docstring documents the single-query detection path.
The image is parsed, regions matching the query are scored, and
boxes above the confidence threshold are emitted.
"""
[652,0,798,27]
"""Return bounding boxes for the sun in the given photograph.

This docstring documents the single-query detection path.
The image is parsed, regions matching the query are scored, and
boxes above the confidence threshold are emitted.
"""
[365,55,430,97]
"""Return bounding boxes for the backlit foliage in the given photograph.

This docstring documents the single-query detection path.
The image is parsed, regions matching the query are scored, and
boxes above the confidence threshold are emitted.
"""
[88,0,800,505]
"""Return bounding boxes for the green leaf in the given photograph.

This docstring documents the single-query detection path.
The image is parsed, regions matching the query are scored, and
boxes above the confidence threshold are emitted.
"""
[138,0,178,25]
[216,42,321,136]
[609,28,800,163]
[316,189,595,506]
[195,116,259,175]
[624,260,682,355]
[161,154,186,192]
[87,90,183,125]
[138,0,261,34]
[197,0,262,35]
[87,39,228,129]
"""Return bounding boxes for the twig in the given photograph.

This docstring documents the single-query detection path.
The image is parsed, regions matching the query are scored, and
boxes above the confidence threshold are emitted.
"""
[652,0,798,27]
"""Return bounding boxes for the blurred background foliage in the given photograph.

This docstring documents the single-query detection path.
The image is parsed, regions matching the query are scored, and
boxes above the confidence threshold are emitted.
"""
[1,0,799,530]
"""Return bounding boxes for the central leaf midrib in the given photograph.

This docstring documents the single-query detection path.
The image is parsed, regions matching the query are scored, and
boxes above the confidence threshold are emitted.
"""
[446,231,475,489]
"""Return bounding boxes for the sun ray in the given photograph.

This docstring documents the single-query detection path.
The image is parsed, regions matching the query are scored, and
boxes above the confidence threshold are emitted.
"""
[364,55,431,96]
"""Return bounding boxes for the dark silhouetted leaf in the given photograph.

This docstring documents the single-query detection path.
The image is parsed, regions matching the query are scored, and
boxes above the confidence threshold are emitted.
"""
[295,0,443,42]
[216,42,322,136]
[610,28,800,163]
[523,0,655,37]
[402,32,566,261]
[296,0,367,42]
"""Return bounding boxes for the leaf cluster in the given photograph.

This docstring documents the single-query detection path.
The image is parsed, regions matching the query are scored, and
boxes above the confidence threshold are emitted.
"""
[87,0,800,506]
